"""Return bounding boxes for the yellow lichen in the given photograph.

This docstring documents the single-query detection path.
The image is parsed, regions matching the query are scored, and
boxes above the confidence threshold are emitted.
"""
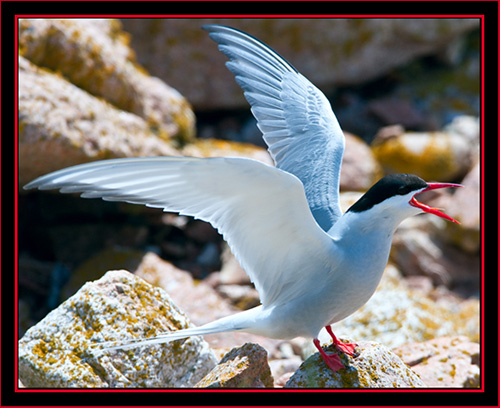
[372,131,465,181]
[32,340,49,359]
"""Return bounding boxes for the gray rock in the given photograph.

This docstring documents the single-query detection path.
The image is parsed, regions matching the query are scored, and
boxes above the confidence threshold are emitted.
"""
[285,341,426,388]
[19,270,218,388]
[195,343,274,388]
[121,18,479,110]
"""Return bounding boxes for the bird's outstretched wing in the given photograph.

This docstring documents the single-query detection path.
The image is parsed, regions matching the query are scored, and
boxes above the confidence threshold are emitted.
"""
[24,157,333,307]
[204,25,345,231]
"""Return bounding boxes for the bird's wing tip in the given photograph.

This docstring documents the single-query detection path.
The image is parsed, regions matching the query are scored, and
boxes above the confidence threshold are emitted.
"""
[201,24,225,33]
[23,180,42,190]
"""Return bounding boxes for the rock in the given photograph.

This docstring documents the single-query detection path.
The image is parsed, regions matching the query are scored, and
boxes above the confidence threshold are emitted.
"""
[210,244,260,309]
[60,247,280,358]
[139,251,284,355]
[121,18,478,110]
[18,56,181,186]
[63,249,241,334]
[99,250,279,355]
[133,252,280,355]
[275,372,296,388]
[217,243,252,286]
[340,133,383,192]
[269,356,303,387]
[436,161,480,253]
[339,191,364,213]
[374,124,406,142]
[368,97,426,129]
[312,265,479,351]
[61,248,147,301]
[216,284,261,310]
[444,115,480,160]
[391,216,480,294]
[285,341,426,388]
[19,18,195,143]
[393,224,452,286]
[393,336,480,387]
[181,138,273,166]
[135,252,235,326]
[371,128,475,182]
[19,270,218,388]
[195,343,274,388]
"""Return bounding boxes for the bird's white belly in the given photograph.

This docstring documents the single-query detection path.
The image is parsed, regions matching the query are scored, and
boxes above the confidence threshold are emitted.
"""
[251,246,389,339]
[245,269,384,340]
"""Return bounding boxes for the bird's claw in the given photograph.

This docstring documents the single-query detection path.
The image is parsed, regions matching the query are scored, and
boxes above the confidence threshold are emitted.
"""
[324,325,359,357]
[322,351,345,372]
[314,338,347,372]
[335,341,359,357]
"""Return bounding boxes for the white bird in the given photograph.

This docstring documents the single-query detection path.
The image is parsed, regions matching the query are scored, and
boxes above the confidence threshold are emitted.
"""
[24,25,462,372]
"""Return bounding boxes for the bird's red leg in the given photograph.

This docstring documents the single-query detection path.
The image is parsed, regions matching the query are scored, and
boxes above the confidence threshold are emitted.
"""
[313,338,345,372]
[325,325,358,357]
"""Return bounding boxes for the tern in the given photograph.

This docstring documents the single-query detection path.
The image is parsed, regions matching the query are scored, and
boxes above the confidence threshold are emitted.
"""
[24,25,462,372]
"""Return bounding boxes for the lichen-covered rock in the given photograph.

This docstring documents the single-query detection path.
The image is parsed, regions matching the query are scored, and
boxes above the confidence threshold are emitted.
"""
[371,129,474,182]
[18,270,218,388]
[61,249,281,355]
[18,18,195,143]
[121,18,479,110]
[285,341,426,388]
[195,343,274,388]
[393,336,480,387]
[18,56,181,186]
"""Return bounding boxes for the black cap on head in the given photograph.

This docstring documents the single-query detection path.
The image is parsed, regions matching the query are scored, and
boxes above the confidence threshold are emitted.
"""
[347,174,428,214]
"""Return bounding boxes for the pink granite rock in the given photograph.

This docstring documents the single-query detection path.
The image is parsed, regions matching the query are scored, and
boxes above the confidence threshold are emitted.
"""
[393,336,480,388]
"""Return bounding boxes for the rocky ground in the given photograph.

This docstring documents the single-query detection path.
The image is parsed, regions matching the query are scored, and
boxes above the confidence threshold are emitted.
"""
[18,18,480,388]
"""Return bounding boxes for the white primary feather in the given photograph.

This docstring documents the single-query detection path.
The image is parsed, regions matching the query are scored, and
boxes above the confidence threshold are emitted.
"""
[204,25,346,231]
[24,157,334,308]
